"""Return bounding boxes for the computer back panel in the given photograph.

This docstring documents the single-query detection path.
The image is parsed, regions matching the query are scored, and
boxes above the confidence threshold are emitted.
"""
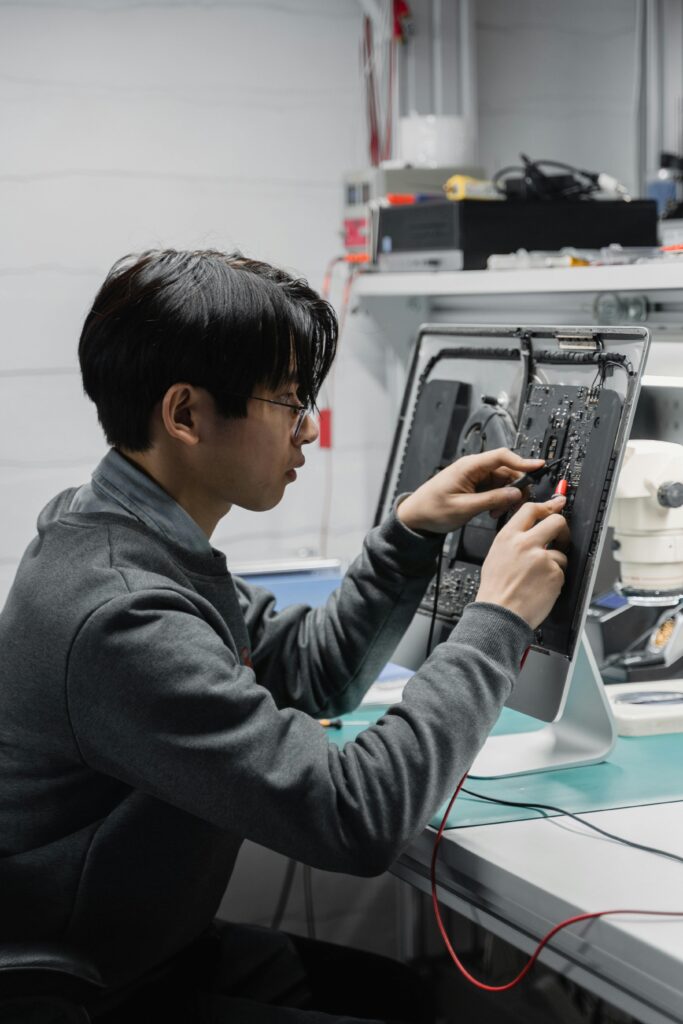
[418,380,622,657]
[376,325,649,718]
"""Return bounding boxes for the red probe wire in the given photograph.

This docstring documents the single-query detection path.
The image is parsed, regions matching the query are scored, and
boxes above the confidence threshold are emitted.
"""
[431,773,683,992]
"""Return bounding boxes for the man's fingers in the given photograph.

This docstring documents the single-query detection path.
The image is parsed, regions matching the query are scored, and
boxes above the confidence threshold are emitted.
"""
[487,466,524,486]
[503,494,566,532]
[546,548,568,572]
[530,509,572,550]
[457,486,523,519]
[467,447,545,476]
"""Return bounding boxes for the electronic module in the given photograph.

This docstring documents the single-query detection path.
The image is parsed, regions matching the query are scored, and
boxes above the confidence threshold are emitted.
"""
[390,348,633,659]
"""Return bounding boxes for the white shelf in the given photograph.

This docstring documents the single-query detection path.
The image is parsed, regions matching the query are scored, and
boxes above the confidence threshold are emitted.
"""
[354,263,683,298]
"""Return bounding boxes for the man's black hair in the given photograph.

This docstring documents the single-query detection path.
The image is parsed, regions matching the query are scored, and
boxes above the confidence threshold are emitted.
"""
[78,249,338,451]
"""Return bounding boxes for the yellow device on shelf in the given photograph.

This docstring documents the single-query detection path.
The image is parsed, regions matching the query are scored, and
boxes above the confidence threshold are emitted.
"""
[443,174,500,202]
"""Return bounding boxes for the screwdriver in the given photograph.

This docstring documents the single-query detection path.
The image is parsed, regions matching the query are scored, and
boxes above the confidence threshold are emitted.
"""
[318,718,372,729]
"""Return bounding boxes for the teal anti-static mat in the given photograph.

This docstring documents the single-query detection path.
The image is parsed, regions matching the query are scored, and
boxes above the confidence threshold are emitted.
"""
[254,572,683,828]
[329,704,683,830]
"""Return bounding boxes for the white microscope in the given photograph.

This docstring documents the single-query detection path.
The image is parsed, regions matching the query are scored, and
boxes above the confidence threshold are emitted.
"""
[604,439,683,733]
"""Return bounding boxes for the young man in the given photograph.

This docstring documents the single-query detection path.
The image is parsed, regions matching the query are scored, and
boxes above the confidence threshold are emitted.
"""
[0,250,569,1022]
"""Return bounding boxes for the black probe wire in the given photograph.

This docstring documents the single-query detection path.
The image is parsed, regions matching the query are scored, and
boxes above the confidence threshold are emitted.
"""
[426,536,447,658]
[271,860,317,937]
[461,787,683,867]
[303,864,316,939]
[271,858,298,930]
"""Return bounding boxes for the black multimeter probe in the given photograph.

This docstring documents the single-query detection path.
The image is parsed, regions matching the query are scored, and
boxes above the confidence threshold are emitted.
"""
[510,457,565,491]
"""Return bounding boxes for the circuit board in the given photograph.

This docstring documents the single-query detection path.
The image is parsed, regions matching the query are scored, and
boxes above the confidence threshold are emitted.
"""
[418,381,623,658]
[515,383,603,504]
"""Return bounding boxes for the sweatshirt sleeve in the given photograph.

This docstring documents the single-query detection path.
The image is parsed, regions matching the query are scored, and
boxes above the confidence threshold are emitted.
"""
[66,588,532,877]
[235,509,444,716]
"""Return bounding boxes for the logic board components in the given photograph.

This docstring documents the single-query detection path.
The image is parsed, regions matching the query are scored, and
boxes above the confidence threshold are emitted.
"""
[417,379,624,658]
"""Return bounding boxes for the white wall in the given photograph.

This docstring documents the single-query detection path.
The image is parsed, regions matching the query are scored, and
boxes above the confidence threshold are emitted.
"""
[0,0,369,606]
[0,0,421,963]
[1,0,663,598]
[475,0,640,194]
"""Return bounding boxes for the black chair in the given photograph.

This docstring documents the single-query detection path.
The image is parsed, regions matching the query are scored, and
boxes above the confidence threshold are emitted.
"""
[0,931,219,1022]
[0,940,106,1022]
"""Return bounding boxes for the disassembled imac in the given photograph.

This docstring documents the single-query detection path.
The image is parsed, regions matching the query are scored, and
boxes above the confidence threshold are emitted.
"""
[376,324,650,776]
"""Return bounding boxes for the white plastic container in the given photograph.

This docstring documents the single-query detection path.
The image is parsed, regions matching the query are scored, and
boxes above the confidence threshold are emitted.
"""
[399,115,472,168]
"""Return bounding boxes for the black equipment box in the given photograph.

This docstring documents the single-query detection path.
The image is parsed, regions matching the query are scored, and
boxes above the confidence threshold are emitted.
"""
[374,199,658,271]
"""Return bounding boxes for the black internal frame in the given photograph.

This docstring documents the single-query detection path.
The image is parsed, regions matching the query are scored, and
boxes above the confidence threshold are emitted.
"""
[375,325,642,662]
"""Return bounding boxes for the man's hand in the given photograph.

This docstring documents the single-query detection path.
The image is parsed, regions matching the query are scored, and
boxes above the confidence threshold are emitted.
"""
[396,448,546,535]
[476,495,571,629]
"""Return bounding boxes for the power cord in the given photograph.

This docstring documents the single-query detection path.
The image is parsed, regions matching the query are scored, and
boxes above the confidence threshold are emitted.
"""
[461,786,683,867]
[493,154,630,202]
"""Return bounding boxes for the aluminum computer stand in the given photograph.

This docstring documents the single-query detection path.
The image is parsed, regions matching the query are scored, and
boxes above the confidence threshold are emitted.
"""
[469,633,616,778]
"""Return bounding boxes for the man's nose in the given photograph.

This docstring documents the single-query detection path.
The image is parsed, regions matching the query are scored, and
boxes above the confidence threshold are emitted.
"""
[298,410,319,446]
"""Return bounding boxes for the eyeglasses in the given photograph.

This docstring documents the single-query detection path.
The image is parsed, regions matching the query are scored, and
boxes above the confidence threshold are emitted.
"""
[235,394,312,441]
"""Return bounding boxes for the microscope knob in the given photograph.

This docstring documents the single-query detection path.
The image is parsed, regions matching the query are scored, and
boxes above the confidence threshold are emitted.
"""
[657,481,683,508]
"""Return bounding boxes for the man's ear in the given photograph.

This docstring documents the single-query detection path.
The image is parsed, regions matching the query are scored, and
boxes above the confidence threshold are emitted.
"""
[160,383,201,447]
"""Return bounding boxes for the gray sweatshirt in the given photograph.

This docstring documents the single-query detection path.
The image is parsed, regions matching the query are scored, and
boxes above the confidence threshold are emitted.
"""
[0,462,531,988]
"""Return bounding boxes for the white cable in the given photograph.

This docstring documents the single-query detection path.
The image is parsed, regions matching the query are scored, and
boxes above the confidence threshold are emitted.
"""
[632,0,645,192]
[432,0,443,117]
[356,0,383,30]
